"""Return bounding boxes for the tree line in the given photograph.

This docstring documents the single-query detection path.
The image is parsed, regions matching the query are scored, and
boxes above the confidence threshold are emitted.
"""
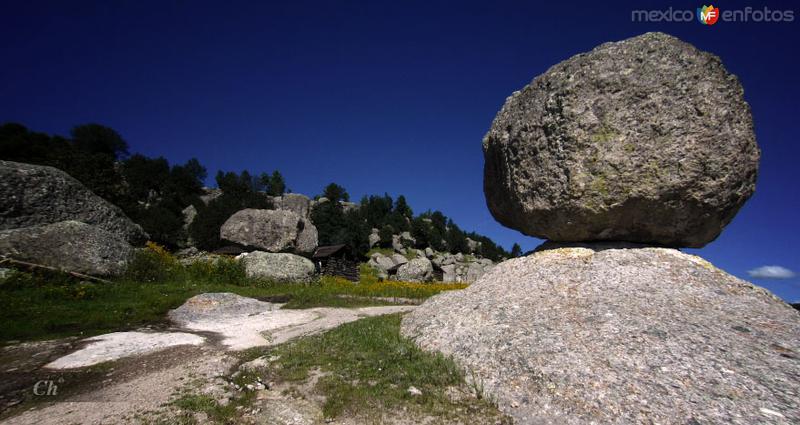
[0,122,517,260]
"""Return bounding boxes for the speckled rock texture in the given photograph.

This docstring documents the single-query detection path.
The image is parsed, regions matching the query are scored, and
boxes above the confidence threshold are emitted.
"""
[220,208,318,255]
[482,32,759,247]
[401,243,800,424]
[0,220,133,276]
[238,251,316,282]
[0,160,146,244]
[395,257,433,282]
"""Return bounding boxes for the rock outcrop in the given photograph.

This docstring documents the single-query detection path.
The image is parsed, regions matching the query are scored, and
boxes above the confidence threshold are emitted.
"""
[391,232,416,252]
[270,193,311,218]
[368,250,495,283]
[395,257,433,282]
[482,32,759,247]
[220,209,317,255]
[238,251,315,282]
[430,252,495,283]
[0,220,133,276]
[402,243,800,424]
[0,160,146,244]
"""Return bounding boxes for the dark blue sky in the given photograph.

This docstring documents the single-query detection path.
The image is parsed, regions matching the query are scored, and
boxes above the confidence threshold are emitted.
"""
[1,1,798,301]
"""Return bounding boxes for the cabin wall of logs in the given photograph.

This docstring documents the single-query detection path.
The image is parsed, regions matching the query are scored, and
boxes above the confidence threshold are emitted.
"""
[320,256,359,281]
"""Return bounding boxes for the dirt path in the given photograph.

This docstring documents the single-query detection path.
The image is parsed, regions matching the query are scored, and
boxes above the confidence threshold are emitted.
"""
[0,293,415,424]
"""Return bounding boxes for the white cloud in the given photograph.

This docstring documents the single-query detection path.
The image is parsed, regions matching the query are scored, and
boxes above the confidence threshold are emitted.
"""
[747,265,796,280]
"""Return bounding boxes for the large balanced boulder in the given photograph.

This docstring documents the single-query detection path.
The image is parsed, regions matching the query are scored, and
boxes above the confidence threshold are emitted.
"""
[402,243,800,424]
[220,209,317,255]
[0,160,146,244]
[238,251,315,282]
[0,220,133,276]
[482,32,759,247]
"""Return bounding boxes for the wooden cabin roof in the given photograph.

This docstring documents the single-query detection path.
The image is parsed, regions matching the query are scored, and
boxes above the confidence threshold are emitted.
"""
[312,244,350,259]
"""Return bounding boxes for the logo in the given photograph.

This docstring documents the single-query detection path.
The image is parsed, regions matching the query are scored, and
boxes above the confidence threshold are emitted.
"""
[33,378,63,396]
[698,5,720,25]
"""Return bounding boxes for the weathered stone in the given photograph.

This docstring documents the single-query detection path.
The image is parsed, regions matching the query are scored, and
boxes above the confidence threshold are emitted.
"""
[466,237,481,254]
[440,264,457,282]
[271,193,311,218]
[368,253,395,274]
[341,201,359,213]
[482,32,759,247]
[199,187,222,205]
[238,251,315,282]
[424,247,434,258]
[169,292,282,324]
[391,232,416,252]
[0,220,133,276]
[402,243,800,424]
[395,257,433,282]
[294,218,318,256]
[0,160,146,244]
[220,209,317,255]
[390,254,408,267]
[368,228,380,248]
[181,205,197,229]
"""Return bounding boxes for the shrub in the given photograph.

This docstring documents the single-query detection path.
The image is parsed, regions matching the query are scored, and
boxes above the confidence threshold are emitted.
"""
[0,270,38,290]
[43,281,99,300]
[124,242,181,283]
[184,256,246,285]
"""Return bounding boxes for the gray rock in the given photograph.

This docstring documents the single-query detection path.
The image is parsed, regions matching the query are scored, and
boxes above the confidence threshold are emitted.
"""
[466,237,481,254]
[220,209,317,255]
[391,235,404,252]
[199,187,222,205]
[368,228,380,248]
[181,205,197,230]
[402,243,800,424]
[341,201,359,213]
[0,220,133,276]
[439,261,493,284]
[169,292,281,324]
[390,254,408,267]
[271,193,311,218]
[395,257,433,282]
[238,251,315,282]
[0,160,146,244]
[294,218,318,256]
[368,253,395,273]
[424,247,434,258]
[482,32,759,248]
[391,232,416,252]
[440,264,457,282]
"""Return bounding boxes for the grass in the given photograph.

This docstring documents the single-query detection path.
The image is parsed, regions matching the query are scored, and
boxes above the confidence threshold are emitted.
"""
[267,314,507,421]
[366,247,418,260]
[0,244,467,343]
[172,314,508,423]
[168,392,246,424]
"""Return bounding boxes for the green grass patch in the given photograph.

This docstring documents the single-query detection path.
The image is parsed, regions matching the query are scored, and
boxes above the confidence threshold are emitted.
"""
[264,314,507,422]
[169,392,244,424]
[0,268,465,343]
